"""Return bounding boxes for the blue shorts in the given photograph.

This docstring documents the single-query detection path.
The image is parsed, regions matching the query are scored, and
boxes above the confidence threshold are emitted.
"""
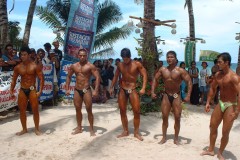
[199,86,209,93]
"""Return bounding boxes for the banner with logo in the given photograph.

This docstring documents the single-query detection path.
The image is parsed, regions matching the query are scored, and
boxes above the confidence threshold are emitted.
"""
[184,41,195,68]
[64,0,98,62]
[58,60,76,98]
[199,50,220,62]
[38,63,54,101]
[0,72,20,112]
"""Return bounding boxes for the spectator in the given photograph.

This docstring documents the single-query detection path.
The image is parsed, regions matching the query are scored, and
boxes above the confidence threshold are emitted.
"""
[199,62,210,105]
[179,62,187,100]
[188,61,199,105]
[114,58,121,98]
[1,44,21,72]
[44,42,51,58]
[52,40,63,61]
[44,49,59,105]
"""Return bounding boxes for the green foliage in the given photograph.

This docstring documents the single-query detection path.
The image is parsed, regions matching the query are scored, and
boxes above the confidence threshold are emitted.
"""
[135,77,165,115]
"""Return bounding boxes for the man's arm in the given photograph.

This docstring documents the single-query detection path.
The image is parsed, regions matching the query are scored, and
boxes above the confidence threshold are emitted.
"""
[91,65,100,93]
[138,63,147,93]
[151,68,162,98]
[233,76,240,118]
[36,64,44,97]
[181,69,192,102]
[205,74,218,112]
[65,65,74,92]
[109,67,120,95]
[10,66,19,96]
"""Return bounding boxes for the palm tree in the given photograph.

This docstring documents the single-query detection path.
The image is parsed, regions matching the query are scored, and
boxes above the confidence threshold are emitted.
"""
[22,0,37,46]
[0,0,9,49]
[134,0,157,80]
[35,0,132,58]
[8,21,23,50]
[184,0,196,61]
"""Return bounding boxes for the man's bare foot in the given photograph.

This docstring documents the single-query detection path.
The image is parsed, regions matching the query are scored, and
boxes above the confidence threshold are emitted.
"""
[217,152,225,160]
[134,134,143,141]
[200,150,215,156]
[90,131,96,136]
[35,130,42,136]
[117,131,129,138]
[158,137,166,144]
[174,139,181,145]
[71,127,82,135]
[16,130,28,136]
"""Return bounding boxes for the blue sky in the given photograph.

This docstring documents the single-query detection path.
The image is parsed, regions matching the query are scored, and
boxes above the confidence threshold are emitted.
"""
[7,0,240,63]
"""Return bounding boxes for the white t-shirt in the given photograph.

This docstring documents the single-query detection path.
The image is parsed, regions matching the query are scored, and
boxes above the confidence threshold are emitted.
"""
[199,68,210,86]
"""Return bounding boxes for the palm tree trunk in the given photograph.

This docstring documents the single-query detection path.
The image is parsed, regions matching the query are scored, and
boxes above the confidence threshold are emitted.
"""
[238,45,240,65]
[142,0,157,81]
[22,0,37,46]
[186,0,196,60]
[0,0,9,49]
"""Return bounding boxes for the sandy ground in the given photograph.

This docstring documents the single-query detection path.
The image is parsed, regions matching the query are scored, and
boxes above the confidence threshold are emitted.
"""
[0,99,240,160]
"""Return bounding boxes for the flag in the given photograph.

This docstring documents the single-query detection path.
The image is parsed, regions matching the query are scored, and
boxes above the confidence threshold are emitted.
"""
[199,50,220,61]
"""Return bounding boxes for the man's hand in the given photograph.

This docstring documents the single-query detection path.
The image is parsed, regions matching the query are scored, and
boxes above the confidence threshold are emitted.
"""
[139,88,145,96]
[109,87,114,96]
[92,90,98,97]
[183,96,190,103]
[10,90,16,99]
[205,103,211,113]
[66,90,70,96]
[230,110,239,121]
[36,92,41,97]
[151,92,157,99]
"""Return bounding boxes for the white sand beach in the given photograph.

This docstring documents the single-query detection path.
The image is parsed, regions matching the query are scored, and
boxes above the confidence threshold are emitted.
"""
[0,99,239,160]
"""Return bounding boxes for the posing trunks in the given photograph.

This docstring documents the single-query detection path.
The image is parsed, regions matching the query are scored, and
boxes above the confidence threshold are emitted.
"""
[21,86,35,98]
[120,87,136,98]
[219,100,237,112]
[75,87,90,98]
[165,91,180,105]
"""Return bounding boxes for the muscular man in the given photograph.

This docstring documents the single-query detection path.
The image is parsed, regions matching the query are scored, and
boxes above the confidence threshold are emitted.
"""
[109,48,147,141]
[10,46,44,136]
[151,51,192,145]
[66,49,100,136]
[201,52,240,160]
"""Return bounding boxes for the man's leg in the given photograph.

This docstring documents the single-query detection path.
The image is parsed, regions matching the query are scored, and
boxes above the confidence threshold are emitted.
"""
[159,95,171,144]
[217,106,235,160]
[16,90,28,135]
[83,91,95,136]
[117,88,129,138]
[72,90,83,135]
[29,91,41,135]
[172,97,182,145]
[129,91,142,141]
[201,104,223,156]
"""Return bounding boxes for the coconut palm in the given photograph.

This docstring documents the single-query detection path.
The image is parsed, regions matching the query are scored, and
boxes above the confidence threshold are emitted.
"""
[35,0,132,58]
[8,21,23,50]
[0,0,9,49]
[184,0,196,60]
[22,0,37,46]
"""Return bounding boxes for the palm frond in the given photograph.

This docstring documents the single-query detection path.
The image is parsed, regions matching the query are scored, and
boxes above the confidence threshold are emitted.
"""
[35,6,62,29]
[46,0,70,26]
[97,0,122,33]
[90,47,116,59]
[94,24,133,51]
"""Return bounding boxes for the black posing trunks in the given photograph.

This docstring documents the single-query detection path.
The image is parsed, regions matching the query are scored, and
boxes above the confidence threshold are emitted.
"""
[75,87,90,98]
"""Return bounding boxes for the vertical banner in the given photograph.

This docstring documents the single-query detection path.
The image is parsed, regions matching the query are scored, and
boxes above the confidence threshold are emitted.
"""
[58,60,76,97]
[184,41,195,68]
[64,0,98,62]
[38,63,54,102]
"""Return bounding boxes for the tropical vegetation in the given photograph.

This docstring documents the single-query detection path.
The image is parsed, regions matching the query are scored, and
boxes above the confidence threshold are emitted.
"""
[35,0,133,57]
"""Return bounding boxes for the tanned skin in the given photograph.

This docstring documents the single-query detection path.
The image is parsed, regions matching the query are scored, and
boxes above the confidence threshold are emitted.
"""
[66,49,100,136]
[201,54,240,160]
[151,52,192,145]
[109,56,147,141]
[10,49,44,136]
